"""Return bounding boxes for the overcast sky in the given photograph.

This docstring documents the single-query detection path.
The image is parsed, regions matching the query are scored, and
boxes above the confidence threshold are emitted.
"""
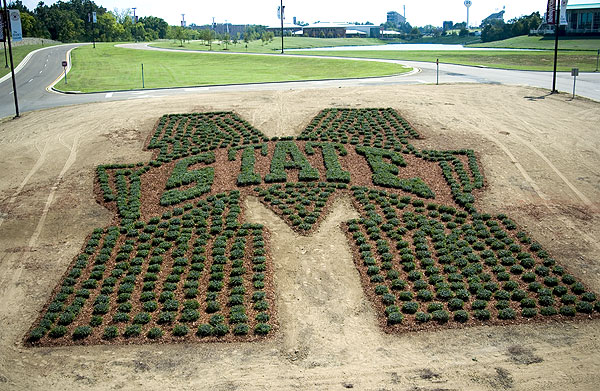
[19,0,598,27]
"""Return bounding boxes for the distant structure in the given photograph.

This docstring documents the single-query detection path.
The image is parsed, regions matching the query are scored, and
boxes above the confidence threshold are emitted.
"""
[532,2,600,36]
[288,22,381,38]
[181,14,186,27]
[387,11,406,26]
[442,21,454,32]
[480,9,505,27]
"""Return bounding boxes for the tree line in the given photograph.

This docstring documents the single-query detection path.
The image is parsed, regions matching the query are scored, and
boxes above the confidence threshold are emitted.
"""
[481,12,542,42]
[6,0,269,44]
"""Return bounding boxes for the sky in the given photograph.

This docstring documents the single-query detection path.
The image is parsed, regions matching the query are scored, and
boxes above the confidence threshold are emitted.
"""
[19,0,599,28]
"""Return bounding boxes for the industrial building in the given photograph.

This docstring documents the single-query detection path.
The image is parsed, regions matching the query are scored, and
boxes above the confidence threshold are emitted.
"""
[387,11,406,26]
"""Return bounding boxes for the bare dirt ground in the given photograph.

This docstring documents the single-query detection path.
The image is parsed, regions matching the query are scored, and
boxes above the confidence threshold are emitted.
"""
[1,84,599,390]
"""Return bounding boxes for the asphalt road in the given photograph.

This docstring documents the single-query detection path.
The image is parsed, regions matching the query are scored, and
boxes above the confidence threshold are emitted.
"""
[1,42,599,119]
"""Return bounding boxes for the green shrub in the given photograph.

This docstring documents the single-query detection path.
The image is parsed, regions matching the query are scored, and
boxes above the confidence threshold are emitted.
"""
[415,312,431,323]
[540,306,558,316]
[453,310,469,323]
[249,323,270,336]
[559,305,576,317]
[172,324,189,336]
[387,311,404,325]
[474,309,491,320]
[102,325,119,339]
[147,327,163,339]
[432,310,449,323]
[123,324,142,338]
[498,308,516,320]
[197,324,214,337]
[402,301,419,314]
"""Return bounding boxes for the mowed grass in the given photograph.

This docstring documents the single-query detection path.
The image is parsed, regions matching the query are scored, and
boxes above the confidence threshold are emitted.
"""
[151,36,386,53]
[60,43,411,92]
[1,44,51,78]
[292,49,598,71]
[469,35,600,51]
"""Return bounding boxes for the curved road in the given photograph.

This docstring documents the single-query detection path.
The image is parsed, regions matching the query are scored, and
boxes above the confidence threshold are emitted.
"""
[1,42,599,119]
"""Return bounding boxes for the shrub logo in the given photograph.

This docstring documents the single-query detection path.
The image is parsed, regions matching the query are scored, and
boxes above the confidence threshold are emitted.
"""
[26,109,598,346]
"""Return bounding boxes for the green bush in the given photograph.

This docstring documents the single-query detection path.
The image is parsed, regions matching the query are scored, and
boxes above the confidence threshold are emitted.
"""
[147,327,163,339]
[453,310,469,323]
[172,324,189,336]
[387,311,404,325]
[123,324,142,338]
[102,325,119,339]
[498,308,516,320]
[432,310,450,323]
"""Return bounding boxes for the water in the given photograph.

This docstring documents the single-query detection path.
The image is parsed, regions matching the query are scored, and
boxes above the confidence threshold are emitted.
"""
[288,43,537,51]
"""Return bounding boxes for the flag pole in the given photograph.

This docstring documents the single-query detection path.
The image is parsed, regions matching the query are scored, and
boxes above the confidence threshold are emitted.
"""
[551,0,560,93]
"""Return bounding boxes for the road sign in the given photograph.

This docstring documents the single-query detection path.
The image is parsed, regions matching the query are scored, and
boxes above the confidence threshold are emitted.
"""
[62,60,67,67]
[464,1,472,8]
[571,68,579,77]
[9,10,22,42]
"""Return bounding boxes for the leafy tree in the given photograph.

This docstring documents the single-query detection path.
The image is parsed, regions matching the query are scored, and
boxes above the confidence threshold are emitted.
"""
[139,16,168,39]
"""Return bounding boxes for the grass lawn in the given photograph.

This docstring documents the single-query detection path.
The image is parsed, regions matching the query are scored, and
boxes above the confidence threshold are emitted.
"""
[0,44,52,78]
[59,43,411,92]
[470,35,600,51]
[151,37,387,53]
[292,49,598,72]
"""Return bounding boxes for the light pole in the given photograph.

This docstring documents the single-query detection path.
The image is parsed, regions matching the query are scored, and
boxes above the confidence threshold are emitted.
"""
[280,0,284,54]
[3,0,19,117]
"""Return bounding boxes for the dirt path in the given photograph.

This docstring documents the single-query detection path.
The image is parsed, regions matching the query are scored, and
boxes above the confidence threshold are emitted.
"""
[0,84,599,390]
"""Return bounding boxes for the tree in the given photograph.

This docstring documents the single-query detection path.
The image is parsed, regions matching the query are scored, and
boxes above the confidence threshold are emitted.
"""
[222,33,230,50]
[139,16,168,39]
[171,26,186,46]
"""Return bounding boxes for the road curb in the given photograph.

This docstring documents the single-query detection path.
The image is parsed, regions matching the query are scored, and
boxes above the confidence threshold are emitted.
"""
[0,44,62,84]
[49,68,420,95]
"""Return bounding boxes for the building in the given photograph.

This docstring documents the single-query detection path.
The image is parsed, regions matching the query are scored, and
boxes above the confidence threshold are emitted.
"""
[532,2,600,35]
[480,10,505,26]
[266,23,304,36]
[302,22,347,38]
[566,2,600,34]
[387,11,406,26]
[300,22,381,38]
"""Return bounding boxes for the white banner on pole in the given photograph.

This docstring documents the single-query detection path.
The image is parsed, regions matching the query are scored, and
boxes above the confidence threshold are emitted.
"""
[9,10,22,42]
[92,12,97,23]
[559,0,568,26]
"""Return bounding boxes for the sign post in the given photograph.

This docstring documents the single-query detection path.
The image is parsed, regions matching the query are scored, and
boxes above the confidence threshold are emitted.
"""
[596,49,599,72]
[571,67,578,99]
[62,60,68,84]
[436,59,439,85]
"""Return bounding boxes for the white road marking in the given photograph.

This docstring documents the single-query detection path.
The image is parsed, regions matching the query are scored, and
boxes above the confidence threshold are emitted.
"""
[39,70,43,74]
[28,78,33,83]
[9,91,13,95]
[105,92,113,98]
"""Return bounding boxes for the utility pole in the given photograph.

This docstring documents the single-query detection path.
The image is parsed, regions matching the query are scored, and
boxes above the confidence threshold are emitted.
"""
[3,1,19,117]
